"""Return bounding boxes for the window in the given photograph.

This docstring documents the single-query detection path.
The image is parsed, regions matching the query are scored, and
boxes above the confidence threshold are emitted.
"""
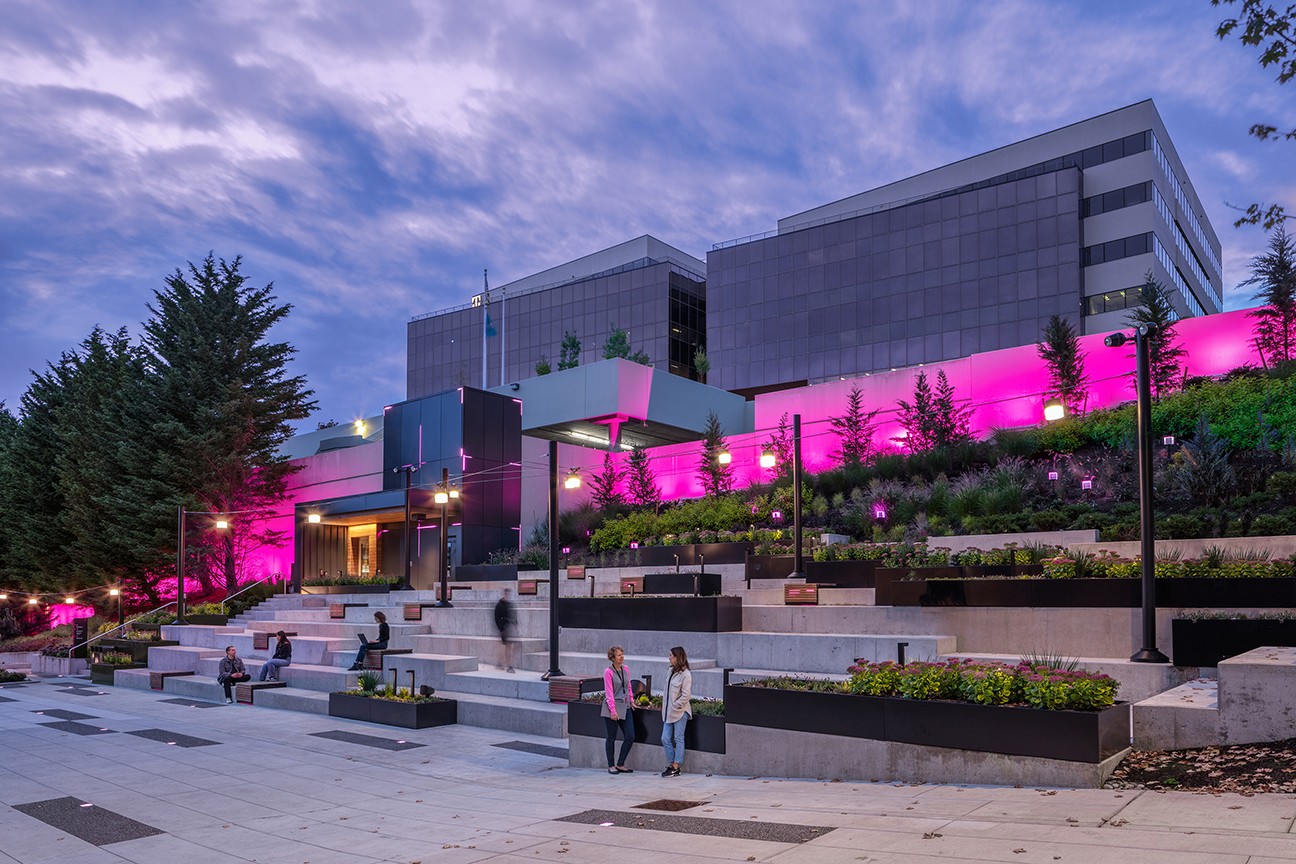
[1081,232,1152,267]
[1083,181,1152,217]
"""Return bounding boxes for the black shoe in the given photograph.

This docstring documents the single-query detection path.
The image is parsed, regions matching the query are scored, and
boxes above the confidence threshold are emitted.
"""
[347,664,362,671]
[666,766,681,777]
[607,767,619,775]
[660,766,673,777]
[616,766,634,773]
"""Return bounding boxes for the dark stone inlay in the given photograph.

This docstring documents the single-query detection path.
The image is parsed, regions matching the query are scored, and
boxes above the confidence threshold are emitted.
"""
[39,721,116,736]
[12,796,163,846]
[634,799,709,812]
[32,709,98,721]
[492,740,569,760]
[159,697,223,709]
[308,730,423,751]
[557,808,835,844]
[126,728,219,748]
[55,687,105,697]
[0,695,16,702]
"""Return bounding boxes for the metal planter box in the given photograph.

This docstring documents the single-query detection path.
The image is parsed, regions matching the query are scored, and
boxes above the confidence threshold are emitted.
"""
[1171,617,1296,667]
[558,596,743,632]
[328,693,458,729]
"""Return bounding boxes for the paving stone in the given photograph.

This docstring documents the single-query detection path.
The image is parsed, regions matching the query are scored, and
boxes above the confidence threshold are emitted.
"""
[557,807,836,843]
[492,740,569,759]
[31,709,98,721]
[38,721,116,736]
[11,796,163,846]
[308,729,424,750]
[157,697,223,709]
[125,728,221,748]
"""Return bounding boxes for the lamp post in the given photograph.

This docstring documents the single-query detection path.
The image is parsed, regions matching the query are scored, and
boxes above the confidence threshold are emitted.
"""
[790,413,805,579]
[434,467,453,608]
[393,465,417,592]
[110,589,123,628]
[175,507,230,625]
[1104,325,1169,664]
[543,440,581,680]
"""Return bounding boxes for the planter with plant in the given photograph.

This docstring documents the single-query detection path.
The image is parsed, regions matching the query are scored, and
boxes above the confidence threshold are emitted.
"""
[0,669,26,684]
[90,650,145,685]
[725,659,1128,763]
[184,603,229,626]
[328,669,457,729]
[301,574,394,595]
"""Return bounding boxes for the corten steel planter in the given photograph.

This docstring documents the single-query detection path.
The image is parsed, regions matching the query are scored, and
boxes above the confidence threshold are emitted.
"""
[328,693,458,729]
[805,559,879,588]
[640,572,722,596]
[300,584,393,595]
[724,683,1129,763]
[1171,617,1296,667]
[567,700,726,754]
[558,596,743,632]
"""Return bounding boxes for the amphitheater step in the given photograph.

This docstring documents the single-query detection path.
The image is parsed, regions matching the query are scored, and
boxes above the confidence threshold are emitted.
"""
[442,665,551,701]
[1133,678,1220,751]
[253,686,331,715]
[147,645,225,672]
[435,690,568,738]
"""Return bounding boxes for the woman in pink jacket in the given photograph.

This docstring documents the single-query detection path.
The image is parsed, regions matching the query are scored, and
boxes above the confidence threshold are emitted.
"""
[601,645,635,773]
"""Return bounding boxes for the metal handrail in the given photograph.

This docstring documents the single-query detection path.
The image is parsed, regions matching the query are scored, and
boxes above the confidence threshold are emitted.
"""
[68,601,177,655]
[219,575,280,616]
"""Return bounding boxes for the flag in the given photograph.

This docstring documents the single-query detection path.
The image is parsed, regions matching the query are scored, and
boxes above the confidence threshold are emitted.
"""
[483,270,497,337]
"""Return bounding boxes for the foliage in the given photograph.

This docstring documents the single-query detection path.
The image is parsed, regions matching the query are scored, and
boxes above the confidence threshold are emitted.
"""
[829,386,879,466]
[558,331,581,370]
[697,411,734,497]
[1037,314,1090,415]
[896,371,937,451]
[188,602,225,615]
[624,445,660,509]
[1126,273,1187,399]
[588,453,624,510]
[1213,0,1296,228]
[0,669,26,683]
[302,572,392,586]
[356,670,385,692]
[601,325,650,365]
[629,694,726,717]
[535,354,552,376]
[1170,415,1237,506]
[897,371,971,452]
[1246,226,1296,364]
[93,651,136,666]
[762,413,794,479]
[843,658,1118,711]
[693,348,710,381]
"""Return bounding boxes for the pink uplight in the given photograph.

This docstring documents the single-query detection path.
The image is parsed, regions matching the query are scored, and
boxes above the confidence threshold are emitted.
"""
[872,503,888,521]
[630,542,639,549]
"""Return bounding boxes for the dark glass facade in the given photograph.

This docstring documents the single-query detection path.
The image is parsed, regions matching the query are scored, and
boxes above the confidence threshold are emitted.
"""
[407,259,706,397]
[706,168,1083,391]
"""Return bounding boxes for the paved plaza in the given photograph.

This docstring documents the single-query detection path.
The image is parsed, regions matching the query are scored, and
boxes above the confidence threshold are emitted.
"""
[3,679,1296,864]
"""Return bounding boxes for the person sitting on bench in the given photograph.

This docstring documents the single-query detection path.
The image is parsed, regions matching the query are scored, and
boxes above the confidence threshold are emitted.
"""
[348,611,389,670]
[259,631,292,681]
[218,646,250,704]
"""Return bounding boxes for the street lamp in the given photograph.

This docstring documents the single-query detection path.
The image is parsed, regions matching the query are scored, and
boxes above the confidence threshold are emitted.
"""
[1104,325,1169,664]
[175,507,230,625]
[433,467,456,608]
[544,440,580,680]
[790,413,805,579]
[1043,398,1066,423]
[109,588,123,628]
[760,450,777,469]
[392,465,418,592]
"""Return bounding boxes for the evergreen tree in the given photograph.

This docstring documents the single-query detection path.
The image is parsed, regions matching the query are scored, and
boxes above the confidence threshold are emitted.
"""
[535,354,552,375]
[762,412,793,479]
[558,331,581,370]
[0,403,21,584]
[602,325,650,365]
[931,370,974,447]
[588,452,624,510]
[625,445,660,508]
[829,386,879,466]
[1126,272,1187,399]
[896,372,937,452]
[140,255,316,597]
[698,410,734,496]
[693,347,710,383]
[1246,225,1296,365]
[1036,314,1090,415]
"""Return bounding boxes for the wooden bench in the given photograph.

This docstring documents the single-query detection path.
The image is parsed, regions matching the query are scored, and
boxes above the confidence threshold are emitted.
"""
[402,603,439,621]
[149,670,193,691]
[784,584,829,605]
[329,603,367,619]
[547,675,603,703]
[435,584,470,602]
[234,680,286,704]
[620,577,644,595]
[253,630,297,651]
[517,579,548,596]
[362,647,413,671]
[566,565,587,580]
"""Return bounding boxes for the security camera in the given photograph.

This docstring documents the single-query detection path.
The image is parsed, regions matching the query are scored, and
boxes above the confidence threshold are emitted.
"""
[1103,333,1128,348]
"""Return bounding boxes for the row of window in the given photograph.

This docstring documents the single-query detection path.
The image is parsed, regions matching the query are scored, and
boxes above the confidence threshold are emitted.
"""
[1151,133,1222,279]
[1081,232,1153,267]
[1174,220,1218,309]
[1082,181,1152,218]
[1152,235,1205,318]
[1084,288,1141,316]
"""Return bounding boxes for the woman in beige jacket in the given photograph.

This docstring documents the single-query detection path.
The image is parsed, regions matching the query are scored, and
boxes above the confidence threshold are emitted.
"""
[660,646,692,777]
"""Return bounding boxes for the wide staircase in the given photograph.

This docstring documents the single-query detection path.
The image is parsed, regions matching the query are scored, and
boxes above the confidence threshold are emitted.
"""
[114,578,955,739]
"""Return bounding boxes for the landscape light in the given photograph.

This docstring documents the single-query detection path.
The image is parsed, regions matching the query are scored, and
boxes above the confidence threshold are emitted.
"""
[64,597,75,604]
[759,450,777,469]
[215,519,229,530]
[28,597,38,606]
[1043,398,1065,423]
[717,450,732,465]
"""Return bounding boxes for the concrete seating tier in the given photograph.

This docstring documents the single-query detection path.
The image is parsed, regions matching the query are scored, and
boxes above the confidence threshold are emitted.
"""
[147,645,226,671]
[192,657,360,691]
[408,633,547,666]
[223,633,350,666]
[231,620,431,640]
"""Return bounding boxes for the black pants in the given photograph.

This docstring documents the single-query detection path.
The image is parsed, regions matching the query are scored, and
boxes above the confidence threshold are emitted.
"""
[604,712,635,767]
[220,674,249,699]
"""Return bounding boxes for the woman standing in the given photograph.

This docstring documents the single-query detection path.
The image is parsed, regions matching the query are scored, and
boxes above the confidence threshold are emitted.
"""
[259,631,292,681]
[601,645,635,774]
[660,646,692,777]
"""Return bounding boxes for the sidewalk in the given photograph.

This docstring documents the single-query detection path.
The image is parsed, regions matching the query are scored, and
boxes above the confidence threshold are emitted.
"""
[2,677,1296,863]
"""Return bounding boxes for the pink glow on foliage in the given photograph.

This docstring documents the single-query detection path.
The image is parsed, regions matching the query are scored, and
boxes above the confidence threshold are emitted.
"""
[48,604,95,628]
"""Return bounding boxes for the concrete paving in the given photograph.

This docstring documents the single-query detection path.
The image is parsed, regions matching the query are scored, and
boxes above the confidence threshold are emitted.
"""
[4,677,1296,863]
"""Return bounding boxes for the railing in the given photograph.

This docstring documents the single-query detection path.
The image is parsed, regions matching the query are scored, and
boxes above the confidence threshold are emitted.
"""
[68,601,177,656]
[220,575,282,616]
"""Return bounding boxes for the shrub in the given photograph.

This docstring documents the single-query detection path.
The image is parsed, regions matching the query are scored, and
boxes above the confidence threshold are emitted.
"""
[0,669,26,683]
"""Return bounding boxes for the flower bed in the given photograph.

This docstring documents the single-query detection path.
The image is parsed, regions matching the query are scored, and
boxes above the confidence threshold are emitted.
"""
[724,660,1128,763]
[328,691,457,729]
[301,584,393,595]
[90,652,146,685]
[0,669,26,684]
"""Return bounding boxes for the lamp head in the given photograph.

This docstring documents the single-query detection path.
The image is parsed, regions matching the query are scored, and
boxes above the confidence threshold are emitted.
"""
[215,519,229,530]
[564,471,582,490]
[716,450,732,466]
[1043,398,1065,423]
[307,513,321,524]
[1103,332,1129,348]
[434,490,449,505]
[759,451,777,469]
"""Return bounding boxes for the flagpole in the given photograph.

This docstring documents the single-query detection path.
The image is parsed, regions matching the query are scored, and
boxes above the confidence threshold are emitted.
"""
[500,286,506,387]
[481,269,489,389]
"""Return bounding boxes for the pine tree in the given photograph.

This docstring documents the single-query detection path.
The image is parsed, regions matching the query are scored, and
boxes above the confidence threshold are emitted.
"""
[625,445,660,508]
[896,372,937,452]
[762,412,793,479]
[931,370,974,447]
[588,452,624,510]
[558,331,581,370]
[698,411,734,497]
[535,354,552,375]
[1127,272,1187,398]
[1246,226,1296,366]
[141,254,316,597]
[829,386,879,466]
[602,325,649,365]
[1036,314,1090,415]
[693,347,710,383]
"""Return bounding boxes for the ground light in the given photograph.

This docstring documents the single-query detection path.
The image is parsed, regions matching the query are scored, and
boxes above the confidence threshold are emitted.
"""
[1043,397,1065,422]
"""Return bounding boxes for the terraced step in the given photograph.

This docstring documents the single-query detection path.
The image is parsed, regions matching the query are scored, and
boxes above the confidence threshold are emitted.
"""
[1133,679,1220,751]
[433,690,568,738]
[147,645,225,671]
[442,665,551,701]
[192,658,360,692]
[408,633,547,667]
[223,633,349,665]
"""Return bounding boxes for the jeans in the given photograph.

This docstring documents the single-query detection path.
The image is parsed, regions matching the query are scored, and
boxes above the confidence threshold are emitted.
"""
[662,713,689,764]
[220,673,249,699]
[353,641,387,666]
[604,711,635,767]
[259,658,290,681]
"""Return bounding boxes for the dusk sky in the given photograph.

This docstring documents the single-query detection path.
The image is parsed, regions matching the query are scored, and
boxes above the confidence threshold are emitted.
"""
[2,1,1292,429]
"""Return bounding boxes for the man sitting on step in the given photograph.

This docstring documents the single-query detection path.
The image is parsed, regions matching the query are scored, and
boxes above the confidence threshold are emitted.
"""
[217,646,250,704]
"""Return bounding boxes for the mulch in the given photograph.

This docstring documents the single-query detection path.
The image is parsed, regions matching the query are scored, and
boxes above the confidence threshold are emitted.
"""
[1107,738,1296,794]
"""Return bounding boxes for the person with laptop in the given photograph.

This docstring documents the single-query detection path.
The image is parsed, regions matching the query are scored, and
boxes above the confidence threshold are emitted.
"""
[347,611,389,671]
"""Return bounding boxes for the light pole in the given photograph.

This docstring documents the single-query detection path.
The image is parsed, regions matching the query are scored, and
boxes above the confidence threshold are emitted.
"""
[175,507,230,625]
[790,413,805,579]
[543,440,580,680]
[393,465,417,592]
[1105,325,1169,664]
[434,467,453,608]
[110,588,123,628]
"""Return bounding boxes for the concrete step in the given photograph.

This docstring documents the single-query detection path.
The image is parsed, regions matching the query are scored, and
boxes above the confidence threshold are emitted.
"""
[435,690,568,738]
[238,621,431,641]
[254,687,331,715]
[147,645,225,671]
[378,653,481,688]
[223,634,349,665]
[161,675,227,702]
[113,668,155,691]
[442,665,551,701]
[516,652,717,678]
[408,634,546,666]
[1133,678,1220,751]
[192,658,360,692]
[159,624,246,648]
